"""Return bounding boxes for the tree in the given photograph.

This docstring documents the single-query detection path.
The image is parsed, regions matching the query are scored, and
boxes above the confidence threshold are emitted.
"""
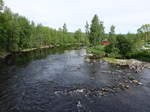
[85,21,90,45]
[110,25,115,35]
[89,14,104,46]
[17,15,32,49]
[0,1,97,53]
[0,7,15,51]
[74,28,82,43]
[63,23,67,33]
[62,23,68,43]
[0,0,4,12]
[137,24,150,42]
[116,35,133,57]
[99,21,105,40]
[109,25,116,42]
[105,34,143,58]
[126,33,144,51]
[85,21,90,38]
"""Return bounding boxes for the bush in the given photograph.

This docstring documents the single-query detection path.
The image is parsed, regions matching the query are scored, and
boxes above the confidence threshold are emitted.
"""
[87,45,105,58]
[105,43,121,58]
[127,50,150,62]
[116,35,133,57]
[105,35,141,58]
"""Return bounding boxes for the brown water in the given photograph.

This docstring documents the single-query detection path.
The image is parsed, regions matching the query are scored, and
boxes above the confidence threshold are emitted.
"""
[0,48,150,112]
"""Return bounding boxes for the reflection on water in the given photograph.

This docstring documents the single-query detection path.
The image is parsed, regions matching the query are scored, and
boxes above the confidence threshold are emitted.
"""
[0,48,150,112]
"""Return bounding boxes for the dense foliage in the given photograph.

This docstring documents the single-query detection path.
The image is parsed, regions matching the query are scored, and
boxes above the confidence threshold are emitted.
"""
[0,1,88,53]
[127,50,150,62]
[88,14,105,46]
[0,0,150,62]
[105,34,145,58]
[87,15,148,60]
[137,24,150,42]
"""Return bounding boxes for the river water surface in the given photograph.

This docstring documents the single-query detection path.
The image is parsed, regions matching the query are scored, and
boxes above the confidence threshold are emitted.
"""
[0,48,150,112]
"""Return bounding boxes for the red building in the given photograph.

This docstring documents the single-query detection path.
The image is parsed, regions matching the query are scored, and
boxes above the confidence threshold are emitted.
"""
[101,41,110,46]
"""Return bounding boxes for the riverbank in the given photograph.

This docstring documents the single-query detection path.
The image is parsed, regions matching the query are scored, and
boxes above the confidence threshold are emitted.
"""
[0,51,11,59]
[102,57,150,72]
[0,43,84,60]
[102,58,150,68]
[0,46,51,59]
[20,43,84,53]
[19,45,53,53]
[87,44,150,71]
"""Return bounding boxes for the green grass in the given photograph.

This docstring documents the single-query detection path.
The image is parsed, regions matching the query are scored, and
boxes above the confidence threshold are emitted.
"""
[144,45,150,48]
[87,45,105,57]
[103,57,118,63]
[103,57,132,65]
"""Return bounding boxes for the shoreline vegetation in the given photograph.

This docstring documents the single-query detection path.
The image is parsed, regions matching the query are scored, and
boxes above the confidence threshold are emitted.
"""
[85,56,150,73]
[0,1,89,58]
[0,0,150,66]
[87,44,150,72]
[103,57,150,69]
[0,43,84,59]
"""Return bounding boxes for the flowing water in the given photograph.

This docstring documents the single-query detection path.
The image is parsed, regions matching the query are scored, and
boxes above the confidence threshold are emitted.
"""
[0,48,150,112]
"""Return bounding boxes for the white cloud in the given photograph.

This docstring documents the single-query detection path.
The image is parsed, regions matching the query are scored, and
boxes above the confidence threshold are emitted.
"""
[4,0,150,33]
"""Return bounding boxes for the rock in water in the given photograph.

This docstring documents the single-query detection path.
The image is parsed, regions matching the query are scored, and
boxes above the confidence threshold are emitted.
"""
[76,89,84,93]
[84,58,90,62]
[77,101,82,108]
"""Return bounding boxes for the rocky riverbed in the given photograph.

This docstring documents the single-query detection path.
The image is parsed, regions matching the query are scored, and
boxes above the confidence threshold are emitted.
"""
[0,49,150,112]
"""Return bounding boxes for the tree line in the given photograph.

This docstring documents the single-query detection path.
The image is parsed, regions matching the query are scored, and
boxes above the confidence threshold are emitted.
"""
[86,14,149,61]
[0,0,88,52]
[0,0,149,55]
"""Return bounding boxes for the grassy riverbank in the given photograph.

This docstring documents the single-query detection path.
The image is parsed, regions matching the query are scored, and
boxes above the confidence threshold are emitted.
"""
[103,58,133,65]
[87,40,150,63]
[87,45,105,58]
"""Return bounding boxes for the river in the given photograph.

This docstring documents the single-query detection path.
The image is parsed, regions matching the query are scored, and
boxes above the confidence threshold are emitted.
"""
[0,48,150,112]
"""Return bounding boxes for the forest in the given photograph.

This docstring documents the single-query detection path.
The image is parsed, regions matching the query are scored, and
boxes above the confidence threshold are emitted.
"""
[1,0,150,112]
[0,0,150,61]
[0,0,88,54]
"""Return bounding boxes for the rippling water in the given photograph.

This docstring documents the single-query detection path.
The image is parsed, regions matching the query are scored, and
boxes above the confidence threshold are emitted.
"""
[0,48,150,112]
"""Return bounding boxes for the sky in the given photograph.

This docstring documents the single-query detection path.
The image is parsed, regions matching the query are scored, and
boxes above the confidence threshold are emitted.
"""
[4,0,150,33]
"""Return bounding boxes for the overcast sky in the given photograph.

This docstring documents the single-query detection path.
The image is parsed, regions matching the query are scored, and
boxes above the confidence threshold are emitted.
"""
[4,0,150,33]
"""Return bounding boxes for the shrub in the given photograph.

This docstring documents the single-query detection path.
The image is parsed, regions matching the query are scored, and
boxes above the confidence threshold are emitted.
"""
[105,35,141,58]
[88,45,105,57]
[105,43,121,58]
[127,50,150,62]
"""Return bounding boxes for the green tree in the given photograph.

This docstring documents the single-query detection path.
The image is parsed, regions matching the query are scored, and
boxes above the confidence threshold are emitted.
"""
[109,25,116,42]
[74,28,82,43]
[109,25,115,36]
[137,24,150,42]
[85,21,90,45]
[85,21,90,38]
[63,23,67,33]
[62,23,67,43]
[116,35,133,57]
[0,0,92,53]
[0,0,4,12]
[0,7,15,51]
[89,14,104,46]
